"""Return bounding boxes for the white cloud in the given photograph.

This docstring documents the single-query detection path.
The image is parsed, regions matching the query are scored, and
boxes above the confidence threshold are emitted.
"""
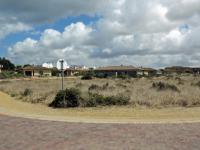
[8,22,94,65]
[5,0,200,67]
[0,17,31,39]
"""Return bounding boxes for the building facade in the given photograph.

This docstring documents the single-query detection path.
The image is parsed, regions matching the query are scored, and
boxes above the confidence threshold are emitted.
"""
[94,66,138,78]
[23,66,53,77]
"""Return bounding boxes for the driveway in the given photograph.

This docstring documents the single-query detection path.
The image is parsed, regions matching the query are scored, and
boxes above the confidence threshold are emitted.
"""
[0,114,200,150]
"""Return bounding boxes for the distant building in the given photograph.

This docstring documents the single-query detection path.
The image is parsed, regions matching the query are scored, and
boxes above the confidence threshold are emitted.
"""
[70,65,88,70]
[94,65,138,77]
[137,67,157,77]
[22,66,53,77]
[164,66,193,75]
[64,68,89,76]
[42,63,54,68]
[192,68,200,75]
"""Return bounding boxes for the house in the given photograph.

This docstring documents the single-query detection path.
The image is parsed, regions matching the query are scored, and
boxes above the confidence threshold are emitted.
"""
[94,65,138,77]
[137,67,157,77]
[164,66,193,75]
[22,66,53,77]
[64,68,88,76]
[192,68,200,75]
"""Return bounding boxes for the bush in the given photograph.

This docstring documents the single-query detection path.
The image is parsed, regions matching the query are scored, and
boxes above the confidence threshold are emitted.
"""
[49,88,81,108]
[117,74,130,79]
[81,70,95,80]
[0,71,24,79]
[85,93,130,107]
[23,88,33,96]
[152,82,180,92]
[65,88,81,107]
[81,73,93,80]
[95,73,108,78]
[49,90,66,108]
[192,81,200,87]
[88,83,110,91]
[88,84,101,91]
[176,99,188,107]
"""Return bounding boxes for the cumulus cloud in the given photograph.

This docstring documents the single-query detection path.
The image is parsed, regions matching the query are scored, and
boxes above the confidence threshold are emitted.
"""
[8,22,94,65]
[0,0,108,24]
[0,17,31,39]
[5,0,200,67]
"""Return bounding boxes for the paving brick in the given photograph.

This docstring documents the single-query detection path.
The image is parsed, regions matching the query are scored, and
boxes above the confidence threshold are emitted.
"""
[0,115,200,150]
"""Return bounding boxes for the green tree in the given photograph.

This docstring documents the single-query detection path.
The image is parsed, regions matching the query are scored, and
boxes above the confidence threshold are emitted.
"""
[0,57,15,70]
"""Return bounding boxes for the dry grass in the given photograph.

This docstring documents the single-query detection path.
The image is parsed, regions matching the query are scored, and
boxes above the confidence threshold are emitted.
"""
[1,91,200,123]
[0,76,200,108]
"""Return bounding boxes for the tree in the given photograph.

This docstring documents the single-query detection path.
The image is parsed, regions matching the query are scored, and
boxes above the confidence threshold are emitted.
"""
[0,57,15,70]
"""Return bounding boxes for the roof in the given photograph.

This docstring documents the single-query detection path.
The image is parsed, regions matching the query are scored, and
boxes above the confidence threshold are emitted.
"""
[23,66,52,71]
[138,68,157,71]
[95,66,138,71]
[64,68,89,71]
[164,66,193,72]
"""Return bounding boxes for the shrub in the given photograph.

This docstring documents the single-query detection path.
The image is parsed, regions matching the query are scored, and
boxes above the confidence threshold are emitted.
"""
[81,70,95,80]
[88,83,110,91]
[95,73,108,78]
[49,88,81,108]
[176,99,188,107]
[65,88,81,107]
[23,88,33,96]
[117,74,130,79]
[81,73,93,80]
[85,93,130,107]
[88,84,101,91]
[152,82,180,92]
[192,81,200,87]
[102,82,109,89]
[49,90,66,108]
[0,71,24,79]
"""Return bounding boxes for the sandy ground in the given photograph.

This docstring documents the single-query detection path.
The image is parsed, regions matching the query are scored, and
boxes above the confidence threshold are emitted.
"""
[0,115,200,150]
[1,91,200,123]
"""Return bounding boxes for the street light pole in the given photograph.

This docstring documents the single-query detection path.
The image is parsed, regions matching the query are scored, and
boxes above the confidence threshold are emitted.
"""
[60,59,64,90]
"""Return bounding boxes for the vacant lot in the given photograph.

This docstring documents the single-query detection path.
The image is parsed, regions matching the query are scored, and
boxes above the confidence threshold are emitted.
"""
[0,76,200,108]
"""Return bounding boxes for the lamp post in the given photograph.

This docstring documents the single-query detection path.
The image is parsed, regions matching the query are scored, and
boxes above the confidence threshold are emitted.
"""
[59,59,64,90]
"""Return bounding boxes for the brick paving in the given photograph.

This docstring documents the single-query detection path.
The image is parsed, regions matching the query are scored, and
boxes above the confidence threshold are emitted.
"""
[0,115,200,150]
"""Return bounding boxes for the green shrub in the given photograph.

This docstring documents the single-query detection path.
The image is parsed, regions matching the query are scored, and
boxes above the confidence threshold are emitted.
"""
[0,71,24,79]
[117,74,130,79]
[23,88,33,96]
[81,73,93,80]
[95,73,108,78]
[88,84,101,91]
[152,82,180,92]
[81,70,95,80]
[65,88,81,107]
[192,81,200,87]
[49,88,81,108]
[85,93,130,107]
[49,90,66,108]
[88,83,110,91]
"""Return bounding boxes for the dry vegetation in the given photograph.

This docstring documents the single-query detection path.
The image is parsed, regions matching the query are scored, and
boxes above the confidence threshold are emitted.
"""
[0,75,200,108]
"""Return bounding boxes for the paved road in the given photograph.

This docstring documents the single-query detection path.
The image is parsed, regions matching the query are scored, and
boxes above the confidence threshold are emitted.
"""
[0,115,200,150]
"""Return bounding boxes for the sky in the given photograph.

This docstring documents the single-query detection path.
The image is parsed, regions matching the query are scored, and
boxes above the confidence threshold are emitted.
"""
[0,0,200,68]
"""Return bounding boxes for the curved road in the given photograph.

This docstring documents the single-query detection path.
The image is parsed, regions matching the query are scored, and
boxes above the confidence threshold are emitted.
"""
[0,114,200,150]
